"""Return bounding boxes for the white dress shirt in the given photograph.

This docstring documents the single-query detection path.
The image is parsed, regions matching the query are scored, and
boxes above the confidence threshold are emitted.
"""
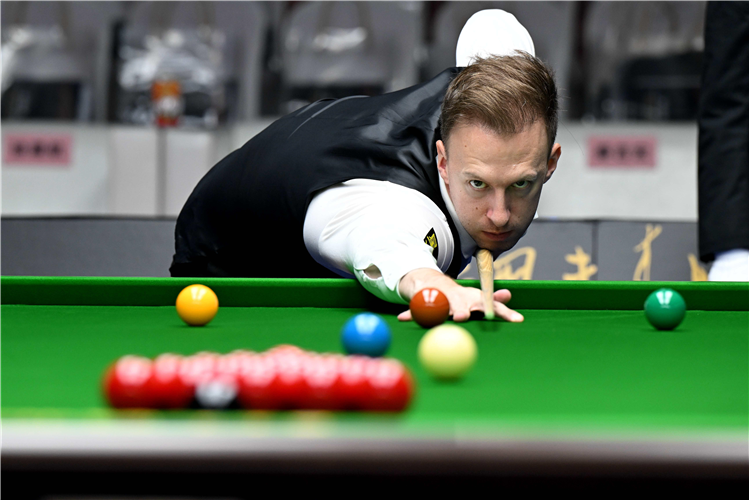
[304,176,477,303]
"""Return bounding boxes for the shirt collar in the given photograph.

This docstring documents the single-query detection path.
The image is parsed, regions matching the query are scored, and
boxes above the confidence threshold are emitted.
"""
[438,172,478,263]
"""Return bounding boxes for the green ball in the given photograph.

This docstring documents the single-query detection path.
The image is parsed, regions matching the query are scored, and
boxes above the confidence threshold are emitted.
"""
[644,288,686,330]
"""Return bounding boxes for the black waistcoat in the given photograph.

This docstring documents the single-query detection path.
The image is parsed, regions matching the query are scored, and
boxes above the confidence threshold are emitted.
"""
[171,67,465,278]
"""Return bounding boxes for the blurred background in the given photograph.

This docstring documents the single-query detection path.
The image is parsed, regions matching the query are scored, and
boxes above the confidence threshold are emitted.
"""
[1,1,710,280]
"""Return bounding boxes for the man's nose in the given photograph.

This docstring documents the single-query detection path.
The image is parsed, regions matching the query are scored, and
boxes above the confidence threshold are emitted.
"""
[486,193,510,227]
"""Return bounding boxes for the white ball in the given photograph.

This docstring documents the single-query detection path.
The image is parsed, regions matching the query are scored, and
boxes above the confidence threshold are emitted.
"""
[417,325,477,380]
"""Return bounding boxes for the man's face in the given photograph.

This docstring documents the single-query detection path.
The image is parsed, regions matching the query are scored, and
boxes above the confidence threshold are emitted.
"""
[437,120,561,255]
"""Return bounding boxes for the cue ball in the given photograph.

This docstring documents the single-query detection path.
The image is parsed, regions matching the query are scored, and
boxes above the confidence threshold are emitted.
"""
[341,313,391,357]
[644,288,686,330]
[409,288,450,328]
[418,325,477,380]
[176,284,219,326]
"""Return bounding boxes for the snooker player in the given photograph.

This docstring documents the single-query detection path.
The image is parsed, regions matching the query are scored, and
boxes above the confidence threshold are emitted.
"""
[171,10,561,323]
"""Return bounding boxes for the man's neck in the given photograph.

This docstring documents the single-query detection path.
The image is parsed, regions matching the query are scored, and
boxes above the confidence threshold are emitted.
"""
[438,173,478,264]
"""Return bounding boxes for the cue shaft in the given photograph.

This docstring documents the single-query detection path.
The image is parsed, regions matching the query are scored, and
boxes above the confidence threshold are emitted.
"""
[476,249,495,320]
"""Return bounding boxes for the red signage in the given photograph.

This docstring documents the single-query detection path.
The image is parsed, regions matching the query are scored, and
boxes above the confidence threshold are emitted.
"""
[3,133,73,166]
[588,136,657,168]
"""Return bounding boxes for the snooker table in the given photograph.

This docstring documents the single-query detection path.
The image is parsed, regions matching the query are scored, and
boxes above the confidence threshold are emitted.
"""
[2,276,748,496]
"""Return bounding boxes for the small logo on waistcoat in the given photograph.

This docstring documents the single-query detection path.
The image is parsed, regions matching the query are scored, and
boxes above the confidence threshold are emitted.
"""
[424,228,438,259]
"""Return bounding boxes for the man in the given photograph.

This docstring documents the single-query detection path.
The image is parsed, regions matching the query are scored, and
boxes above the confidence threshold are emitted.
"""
[171,10,562,322]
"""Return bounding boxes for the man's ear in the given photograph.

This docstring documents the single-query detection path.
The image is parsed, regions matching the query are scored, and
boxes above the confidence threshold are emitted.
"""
[544,143,561,183]
[436,140,449,182]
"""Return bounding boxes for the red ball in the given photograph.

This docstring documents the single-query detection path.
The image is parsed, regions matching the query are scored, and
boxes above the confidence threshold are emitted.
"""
[147,353,193,409]
[299,354,344,410]
[270,351,308,409]
[103,355,154,409]
[409,288,450,328]
[360,359,415,412]
[178,352,220,390]
[337,355,374,411]
[216,350,254,380]
[237,355,282,410]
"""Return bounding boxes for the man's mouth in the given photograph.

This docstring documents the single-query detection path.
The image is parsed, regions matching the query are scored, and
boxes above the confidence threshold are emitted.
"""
[481,230,512,241]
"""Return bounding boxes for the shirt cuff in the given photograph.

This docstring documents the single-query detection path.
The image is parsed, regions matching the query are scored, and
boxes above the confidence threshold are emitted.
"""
[352,245,441,304]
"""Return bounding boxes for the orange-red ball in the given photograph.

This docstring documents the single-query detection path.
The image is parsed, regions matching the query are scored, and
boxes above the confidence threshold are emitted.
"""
[409,288,450,328]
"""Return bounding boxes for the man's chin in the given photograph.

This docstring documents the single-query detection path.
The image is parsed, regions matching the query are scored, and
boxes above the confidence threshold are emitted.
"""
[492,240,520,255]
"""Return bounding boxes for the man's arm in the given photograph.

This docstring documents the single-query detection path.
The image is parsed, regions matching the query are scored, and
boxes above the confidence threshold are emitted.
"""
[398,268,523,322]
[304,180,523,321]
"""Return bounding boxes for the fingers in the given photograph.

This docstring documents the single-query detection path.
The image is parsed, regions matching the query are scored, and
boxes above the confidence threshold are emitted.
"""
[493,289,512,304]
[401,306,472,323]
[397,309,412,321]
[463,290,520,322]
[400,288,522,323]
[466,301,521,322]
[492,289,521,321]
[451,308,472,322]
[495,301,523,322]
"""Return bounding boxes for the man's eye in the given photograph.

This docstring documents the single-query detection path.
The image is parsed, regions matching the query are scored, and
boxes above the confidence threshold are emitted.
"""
[469,180,486,189]
[513,180,531,189]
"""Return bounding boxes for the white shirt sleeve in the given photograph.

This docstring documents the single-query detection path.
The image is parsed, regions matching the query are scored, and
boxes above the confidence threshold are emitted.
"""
[304,180,454,304]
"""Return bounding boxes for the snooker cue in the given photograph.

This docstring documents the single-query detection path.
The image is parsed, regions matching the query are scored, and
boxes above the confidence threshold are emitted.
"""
[476,248,495,320]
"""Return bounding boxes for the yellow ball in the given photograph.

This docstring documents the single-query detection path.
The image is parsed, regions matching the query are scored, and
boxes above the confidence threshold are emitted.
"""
[176,284,219,326]
[417,325,477,380]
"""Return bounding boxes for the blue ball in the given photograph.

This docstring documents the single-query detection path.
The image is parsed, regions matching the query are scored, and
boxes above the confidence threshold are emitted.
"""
[341,313,391,357]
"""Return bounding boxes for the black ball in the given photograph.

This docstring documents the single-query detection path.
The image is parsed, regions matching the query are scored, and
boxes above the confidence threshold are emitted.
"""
[192,377,240,410]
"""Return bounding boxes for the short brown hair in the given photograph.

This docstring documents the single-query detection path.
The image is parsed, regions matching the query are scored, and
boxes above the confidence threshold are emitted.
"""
[440,52,558,156]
